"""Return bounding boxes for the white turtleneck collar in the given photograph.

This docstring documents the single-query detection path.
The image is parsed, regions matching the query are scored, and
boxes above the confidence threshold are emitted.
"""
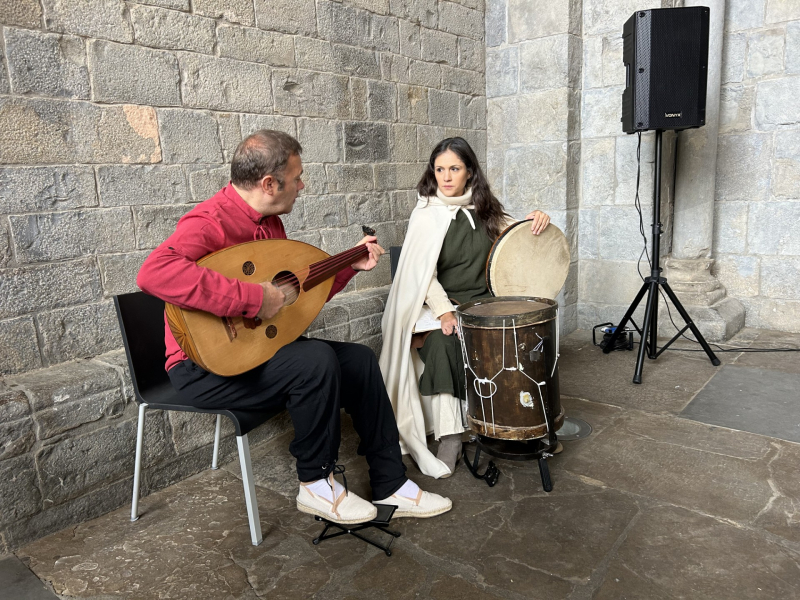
[435,186,472,206]
[416,187,476,229]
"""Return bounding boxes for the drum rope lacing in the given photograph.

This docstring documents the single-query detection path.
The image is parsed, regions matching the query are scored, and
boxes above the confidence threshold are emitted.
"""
[457,308,560,435]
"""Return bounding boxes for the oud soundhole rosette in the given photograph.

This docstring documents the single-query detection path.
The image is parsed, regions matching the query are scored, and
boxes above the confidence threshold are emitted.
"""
[265,325,278,339]
[272,270,301,305]
[242,261,255,276]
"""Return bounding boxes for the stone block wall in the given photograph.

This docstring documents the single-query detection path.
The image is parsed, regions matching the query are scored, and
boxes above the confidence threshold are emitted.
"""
[713,0,800,331]
[0,0,487,551]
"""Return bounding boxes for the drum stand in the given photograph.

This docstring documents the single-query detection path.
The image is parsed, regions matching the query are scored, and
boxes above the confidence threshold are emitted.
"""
[603,130,720,384]
[463,371,559,492]
[463,437,556,492]
[462,442,500,487]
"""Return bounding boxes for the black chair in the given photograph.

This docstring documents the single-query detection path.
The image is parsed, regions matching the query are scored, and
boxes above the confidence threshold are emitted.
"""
[389,246,402,280]
[114,292,283,546]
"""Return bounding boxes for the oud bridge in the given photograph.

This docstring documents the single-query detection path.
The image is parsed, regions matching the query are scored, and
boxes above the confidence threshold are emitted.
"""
[222,315,279,341]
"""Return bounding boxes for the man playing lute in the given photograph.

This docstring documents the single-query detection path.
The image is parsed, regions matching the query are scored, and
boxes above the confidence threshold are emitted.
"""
[138,130,452,525]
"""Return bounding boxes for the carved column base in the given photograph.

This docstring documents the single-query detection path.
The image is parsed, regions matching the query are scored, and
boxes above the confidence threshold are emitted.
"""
[659,257,746,341]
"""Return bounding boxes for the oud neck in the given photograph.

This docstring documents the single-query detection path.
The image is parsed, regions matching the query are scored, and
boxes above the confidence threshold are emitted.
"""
[303,244,369,291]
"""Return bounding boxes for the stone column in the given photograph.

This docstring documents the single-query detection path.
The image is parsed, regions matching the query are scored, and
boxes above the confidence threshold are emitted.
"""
[671,0,724,259]
[485,0,582,335]
[664,0,745,340]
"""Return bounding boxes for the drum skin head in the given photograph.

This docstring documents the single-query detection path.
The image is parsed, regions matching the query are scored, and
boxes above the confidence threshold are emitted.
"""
[464,299,551,317]
[487,221,570,299]
[459,296,557,328]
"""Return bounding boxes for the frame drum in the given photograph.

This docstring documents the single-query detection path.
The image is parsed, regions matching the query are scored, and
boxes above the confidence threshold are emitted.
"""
[486,221,569,299]
[457,296,564,441]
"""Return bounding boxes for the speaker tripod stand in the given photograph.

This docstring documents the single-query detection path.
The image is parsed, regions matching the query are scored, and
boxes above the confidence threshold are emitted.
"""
[604,130,721,383]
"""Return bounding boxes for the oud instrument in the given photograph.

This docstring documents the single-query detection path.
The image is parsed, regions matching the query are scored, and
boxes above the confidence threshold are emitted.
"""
[165,233,373,376]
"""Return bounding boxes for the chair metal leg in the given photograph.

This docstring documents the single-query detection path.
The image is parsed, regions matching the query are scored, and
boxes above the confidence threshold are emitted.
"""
[131,403,147,522]
[211,414,222,469]
[237,435,263,546]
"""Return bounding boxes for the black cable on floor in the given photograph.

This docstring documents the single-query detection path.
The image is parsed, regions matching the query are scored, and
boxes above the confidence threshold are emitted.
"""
[670,345,800,353]
[594,338,800,353]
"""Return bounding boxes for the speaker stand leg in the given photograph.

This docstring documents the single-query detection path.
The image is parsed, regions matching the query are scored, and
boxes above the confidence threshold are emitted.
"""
[633,278,659,384]
[602,281,649,353]
[661,282,721,366]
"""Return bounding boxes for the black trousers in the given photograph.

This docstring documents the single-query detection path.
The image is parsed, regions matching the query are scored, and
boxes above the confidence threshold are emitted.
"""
[168,337,407,500]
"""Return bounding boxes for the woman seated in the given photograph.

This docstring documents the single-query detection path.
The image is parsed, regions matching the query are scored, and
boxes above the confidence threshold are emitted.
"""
[379,137,550,478]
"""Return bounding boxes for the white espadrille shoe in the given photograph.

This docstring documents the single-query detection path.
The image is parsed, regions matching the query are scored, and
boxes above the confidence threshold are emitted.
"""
[374,489,452,518]
[296,474,377,525]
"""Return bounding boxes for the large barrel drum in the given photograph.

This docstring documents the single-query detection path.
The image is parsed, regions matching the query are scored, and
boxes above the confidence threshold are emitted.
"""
[458,296,563,441]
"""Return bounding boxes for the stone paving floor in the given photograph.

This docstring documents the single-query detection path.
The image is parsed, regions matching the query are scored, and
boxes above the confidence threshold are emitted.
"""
[13,329,800,599]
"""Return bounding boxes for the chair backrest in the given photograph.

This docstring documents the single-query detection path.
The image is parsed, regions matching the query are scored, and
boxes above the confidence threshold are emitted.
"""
[389,246,402,281]
[114,292,170,403]
[114,291,284,436]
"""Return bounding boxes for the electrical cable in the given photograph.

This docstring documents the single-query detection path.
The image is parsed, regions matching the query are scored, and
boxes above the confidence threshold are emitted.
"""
[593,337,800,354]
[674,346,800,353]
[634,132,650,281]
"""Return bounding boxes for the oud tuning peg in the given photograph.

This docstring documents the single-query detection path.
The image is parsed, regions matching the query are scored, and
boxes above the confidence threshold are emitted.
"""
[361,225,376,236]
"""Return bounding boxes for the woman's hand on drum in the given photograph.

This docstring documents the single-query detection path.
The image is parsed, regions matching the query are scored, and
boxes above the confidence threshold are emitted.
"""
[440,312,458,336]
[525,210,550,235]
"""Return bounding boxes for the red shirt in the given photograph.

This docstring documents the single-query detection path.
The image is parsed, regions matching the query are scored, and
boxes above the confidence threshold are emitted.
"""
[137,184,357,371]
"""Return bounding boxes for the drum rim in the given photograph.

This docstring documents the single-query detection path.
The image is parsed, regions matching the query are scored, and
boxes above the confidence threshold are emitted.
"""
[467,408,565,442]
[456,296,558,328]
[486,220,570,299]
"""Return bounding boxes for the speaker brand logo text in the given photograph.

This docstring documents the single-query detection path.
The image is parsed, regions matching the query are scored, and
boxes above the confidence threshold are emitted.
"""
[665,112,682,118]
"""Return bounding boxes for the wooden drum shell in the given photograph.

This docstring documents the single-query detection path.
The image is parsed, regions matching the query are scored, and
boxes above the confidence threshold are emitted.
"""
[458,297,563,441]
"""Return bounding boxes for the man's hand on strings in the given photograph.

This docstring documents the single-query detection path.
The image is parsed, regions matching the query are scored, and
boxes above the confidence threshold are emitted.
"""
[257,282,286,320]
[352,235,385,271]
[525,210,550,235]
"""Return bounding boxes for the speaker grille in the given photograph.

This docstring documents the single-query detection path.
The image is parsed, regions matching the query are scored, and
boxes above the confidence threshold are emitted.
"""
[648,9,705,129]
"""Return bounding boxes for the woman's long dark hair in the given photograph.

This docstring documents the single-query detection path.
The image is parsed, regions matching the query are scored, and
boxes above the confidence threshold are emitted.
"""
[416,137,509,240]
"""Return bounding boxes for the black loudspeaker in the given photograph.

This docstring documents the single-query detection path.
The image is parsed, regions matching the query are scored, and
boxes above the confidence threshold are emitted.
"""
[622,7,710,133]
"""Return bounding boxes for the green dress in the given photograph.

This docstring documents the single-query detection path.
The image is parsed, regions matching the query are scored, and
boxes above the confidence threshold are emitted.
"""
[418,209,493,399]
